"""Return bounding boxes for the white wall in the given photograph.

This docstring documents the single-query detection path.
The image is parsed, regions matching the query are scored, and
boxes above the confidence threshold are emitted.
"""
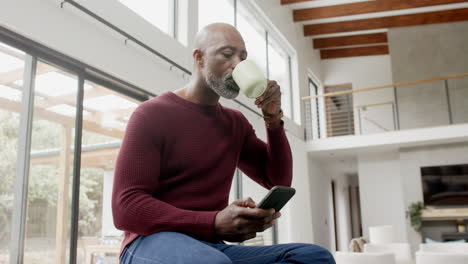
[282,132,315,244]
[333,173,352,251]
[357,152,408,243]
[348,174,361,239]
[389,22,468,129]
[399,143,468,249]
[307,158,333,249]
[321,55,395,135]
[102,170,120,237]
[352,143,468,251]
[306,157,359,252]
[326,159,359,251]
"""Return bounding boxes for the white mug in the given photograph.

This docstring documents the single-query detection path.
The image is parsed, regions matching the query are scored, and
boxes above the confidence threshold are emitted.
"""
[232,60,267,98]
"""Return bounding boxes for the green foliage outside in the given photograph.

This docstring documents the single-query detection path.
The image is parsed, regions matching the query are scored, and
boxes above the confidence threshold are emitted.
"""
[0,109,110,248]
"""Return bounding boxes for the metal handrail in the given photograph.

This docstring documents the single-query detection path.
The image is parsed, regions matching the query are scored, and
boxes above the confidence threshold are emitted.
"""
[302,72,468,100]
[355,101,394,109]
[363,117,390,131]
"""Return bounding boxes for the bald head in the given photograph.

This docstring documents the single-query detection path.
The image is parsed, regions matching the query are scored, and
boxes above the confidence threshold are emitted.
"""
[189,23,247,100]
[194,23,245,52]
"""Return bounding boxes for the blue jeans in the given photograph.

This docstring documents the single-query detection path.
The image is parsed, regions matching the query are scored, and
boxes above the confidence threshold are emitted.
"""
[120,232,335,264]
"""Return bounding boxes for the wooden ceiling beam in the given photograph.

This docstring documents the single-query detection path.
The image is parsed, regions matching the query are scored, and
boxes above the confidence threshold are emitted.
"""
[313,33,388,49]
[320,45,389,59]
[0,63,55,86]
[304,8,468,36]
[294,0,468,21]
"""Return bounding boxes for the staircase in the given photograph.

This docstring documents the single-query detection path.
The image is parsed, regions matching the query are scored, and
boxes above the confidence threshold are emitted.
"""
[326,92,355,137]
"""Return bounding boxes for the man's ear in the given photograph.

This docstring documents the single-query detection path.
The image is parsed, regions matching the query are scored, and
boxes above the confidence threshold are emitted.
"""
[193,49,204,68]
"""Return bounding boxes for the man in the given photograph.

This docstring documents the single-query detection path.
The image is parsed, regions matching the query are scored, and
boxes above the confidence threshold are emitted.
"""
[112,23,335,264]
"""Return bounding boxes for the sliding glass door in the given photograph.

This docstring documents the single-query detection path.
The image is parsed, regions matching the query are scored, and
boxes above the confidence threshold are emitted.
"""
[23,61,80,264]
[76,81,140,264]
[0,42,26,264]
[0,34,148,264]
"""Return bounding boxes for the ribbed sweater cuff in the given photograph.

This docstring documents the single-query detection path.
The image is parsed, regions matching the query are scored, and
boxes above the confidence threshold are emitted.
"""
[193,210,219,238]
[266,121,286,137]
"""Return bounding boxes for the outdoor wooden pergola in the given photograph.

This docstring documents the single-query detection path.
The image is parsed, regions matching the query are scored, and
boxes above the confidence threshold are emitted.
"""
[1,44,136,263]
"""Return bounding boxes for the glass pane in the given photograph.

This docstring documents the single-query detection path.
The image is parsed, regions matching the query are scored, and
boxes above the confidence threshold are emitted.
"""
[118,0,172,35]
[228,171,238,204]
[359,103,396,135]
[198,0,235,30]
[0,42,25,264]
[241,174,274,246]
[397,81,449,129]
[268,42,292,118]
[237,7,267,77]
[76,81,140,264]
[24,61,79,264]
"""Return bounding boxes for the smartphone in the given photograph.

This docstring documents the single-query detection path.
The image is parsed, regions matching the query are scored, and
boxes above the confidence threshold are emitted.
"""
[257,186,296,211]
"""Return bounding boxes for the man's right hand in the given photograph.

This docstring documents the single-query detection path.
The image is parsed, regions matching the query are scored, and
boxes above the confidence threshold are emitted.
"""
[214,198,281,242]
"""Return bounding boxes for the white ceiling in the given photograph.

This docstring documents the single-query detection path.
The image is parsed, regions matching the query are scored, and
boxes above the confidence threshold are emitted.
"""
[285,0,374,10]
[284,1,468,39]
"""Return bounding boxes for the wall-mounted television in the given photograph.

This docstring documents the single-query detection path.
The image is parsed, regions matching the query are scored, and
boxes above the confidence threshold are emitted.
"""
[421,164,468,207]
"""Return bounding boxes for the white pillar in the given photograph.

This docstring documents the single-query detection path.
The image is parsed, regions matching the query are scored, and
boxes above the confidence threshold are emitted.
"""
[101,169,121,237]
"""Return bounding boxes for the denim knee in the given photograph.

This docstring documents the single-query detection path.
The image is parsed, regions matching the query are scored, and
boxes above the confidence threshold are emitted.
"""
[193,254,232,264]
[120,232,233,264]
[294,244,336,264]
[311,244,335,264]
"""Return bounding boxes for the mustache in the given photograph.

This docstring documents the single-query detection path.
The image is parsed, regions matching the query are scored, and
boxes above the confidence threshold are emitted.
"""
[224,73,239,90]
[224,72,234,82]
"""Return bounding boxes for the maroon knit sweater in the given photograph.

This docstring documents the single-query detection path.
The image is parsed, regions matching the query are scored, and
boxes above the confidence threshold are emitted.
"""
[112,92,292,254]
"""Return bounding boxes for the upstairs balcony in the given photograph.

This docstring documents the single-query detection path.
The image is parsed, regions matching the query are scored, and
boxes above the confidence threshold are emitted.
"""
[303,73,468,154]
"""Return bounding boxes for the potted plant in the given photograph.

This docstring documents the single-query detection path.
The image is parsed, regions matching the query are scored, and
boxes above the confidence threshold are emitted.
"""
[406,201,425,233]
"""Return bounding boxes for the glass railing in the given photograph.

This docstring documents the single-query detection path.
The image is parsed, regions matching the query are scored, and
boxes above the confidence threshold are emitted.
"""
[303,73,468,140]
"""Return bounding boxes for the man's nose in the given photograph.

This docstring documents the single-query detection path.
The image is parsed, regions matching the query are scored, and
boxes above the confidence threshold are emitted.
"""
[231,56,243,70]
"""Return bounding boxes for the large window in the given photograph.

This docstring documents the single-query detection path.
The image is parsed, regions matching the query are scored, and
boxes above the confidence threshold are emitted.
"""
[268,40,292,119]
[308,78,321,140]
[22,61,80,264]
[237,9,268,77]
[0,32,148,263]
[237,2,294,120]
[0,43,25,264]
[198,0,235,30]
[77,81,139,264]
[118,0,174,36]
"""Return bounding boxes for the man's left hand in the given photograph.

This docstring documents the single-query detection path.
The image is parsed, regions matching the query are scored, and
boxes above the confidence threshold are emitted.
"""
[255,80,281,116]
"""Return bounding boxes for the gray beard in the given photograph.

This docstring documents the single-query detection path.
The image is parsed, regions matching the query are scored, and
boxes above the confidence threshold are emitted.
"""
[206,71,240,99]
